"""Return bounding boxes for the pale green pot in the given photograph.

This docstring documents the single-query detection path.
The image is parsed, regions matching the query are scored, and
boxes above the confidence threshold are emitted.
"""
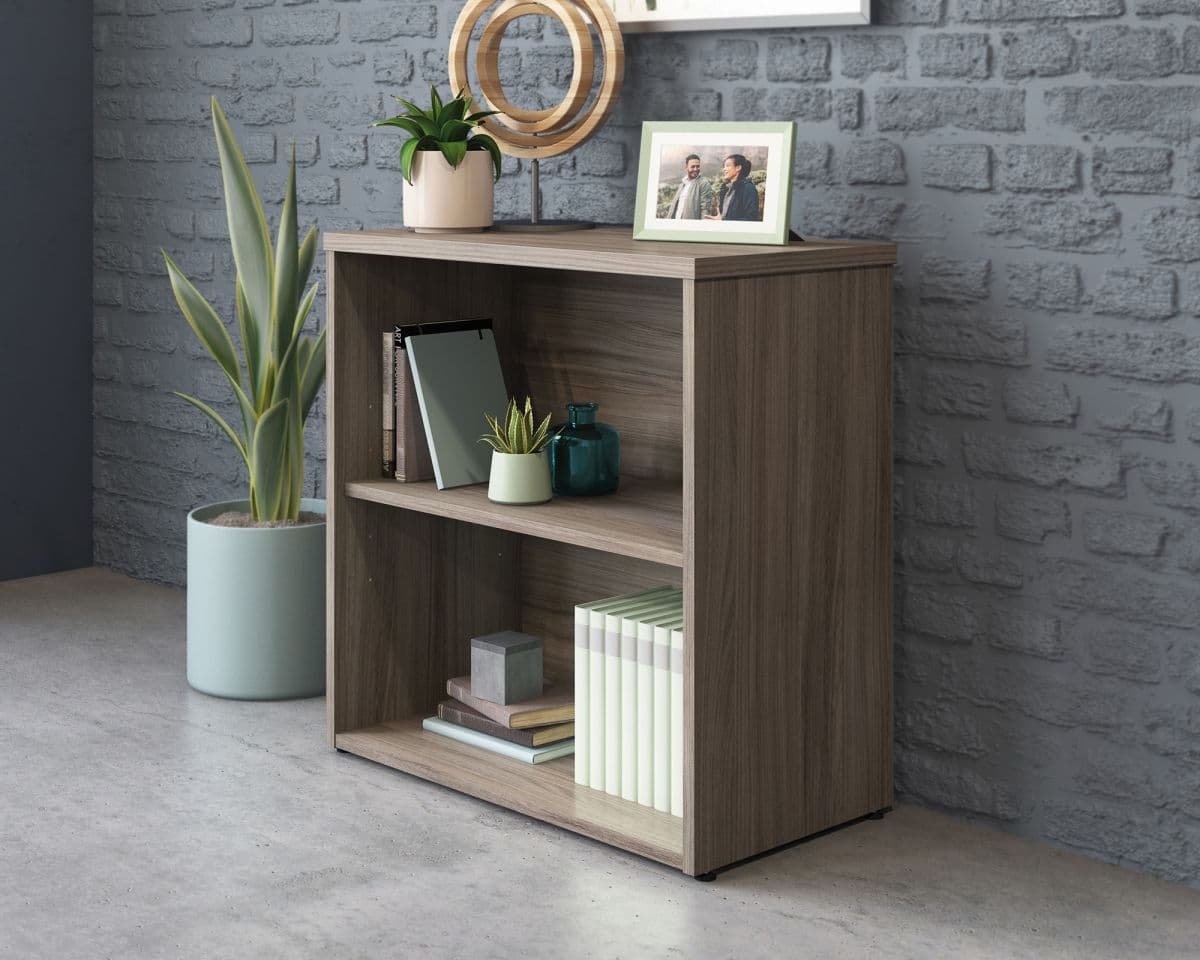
[186,498,326,700]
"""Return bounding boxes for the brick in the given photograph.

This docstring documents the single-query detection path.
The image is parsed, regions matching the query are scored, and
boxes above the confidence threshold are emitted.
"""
[899,309,1027,366]
[1138,207,1200,263]
[327,135,367,170]
[896,748,1022,821]
[1084,27,1178,80]
[1007,261,1081,312]
[1047,326,1200,384]
[1143,706,1200,764]
[919,34,990,79]
[1094,391,1173,438]
[920,256,990,302]
[701,39,759,80]
[792,142,832,183]
[1040,558,1200,629]
[1084,509,1169,557]
[1001,28,1076,79]
[895,701,986,758]
[1001,145,1079,192]
[1092,147,1173,195]
[962,433,1123,494]
[878,0,944,24]
[1186,26,1200,73]
[1078,621,1165,683]
[922,144,992,192]
[987,609,1065,660]
[373,52,414,86]
[347,6,437,42]
[902,587,978,642]
[1047,85,1200,142]
[899,533,958,573]
[877,87,1023,133]
[835,90,862,131]
[225,93,294,126]
[959,0,1123,17]
[1003,377,1078,426]
[1142,459,1200,513]
[305,90,382,130]
[841,35,906,79]
[730,86,830,122]
[575,138,625,178]
[1094,268,1177,321]
[1165,634,1200,690]
[957,545,1023,589]
[767,37,829,82]
[1136,0,1200,12]
[896,422,948,466]
[184,15,252,47]
[797,194,903,240]
[996,492,1071,543]
[983,199,1120,253]
[911,478,978,528]
[845,140,906,185]
[919,370,992,419]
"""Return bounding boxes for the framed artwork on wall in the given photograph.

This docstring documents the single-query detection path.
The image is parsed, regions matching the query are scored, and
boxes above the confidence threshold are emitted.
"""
[633,121,796,246]
[610,0,870,33]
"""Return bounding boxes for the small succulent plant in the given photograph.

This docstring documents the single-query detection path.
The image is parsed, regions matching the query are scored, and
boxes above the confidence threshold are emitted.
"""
[479,397,554,455]
[372,85,502,185]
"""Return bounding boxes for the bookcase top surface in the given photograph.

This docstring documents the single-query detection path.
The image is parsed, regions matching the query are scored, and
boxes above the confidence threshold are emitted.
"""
[323,227,896,280]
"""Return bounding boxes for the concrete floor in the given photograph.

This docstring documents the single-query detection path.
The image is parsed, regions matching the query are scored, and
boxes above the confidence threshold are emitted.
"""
[1,569,1198,960]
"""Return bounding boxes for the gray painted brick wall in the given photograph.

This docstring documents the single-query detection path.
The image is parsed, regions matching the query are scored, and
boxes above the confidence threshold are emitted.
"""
[92,0,1200,886]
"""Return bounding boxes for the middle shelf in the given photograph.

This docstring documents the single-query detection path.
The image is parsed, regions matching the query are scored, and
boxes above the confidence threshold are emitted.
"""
[345,476,684,567]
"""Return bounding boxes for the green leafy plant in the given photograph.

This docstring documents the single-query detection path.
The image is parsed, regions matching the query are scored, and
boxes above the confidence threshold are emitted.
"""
[163,98,325,523]
[372,85,502,185]
[479,397,554,455]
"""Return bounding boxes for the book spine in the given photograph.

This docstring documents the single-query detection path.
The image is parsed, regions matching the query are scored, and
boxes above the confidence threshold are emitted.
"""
[603,611,622,796]
[574,605,590,786]
[653,622,672,813]
[619,612,639,803]
[394,337,435,483]
[422,716,536,764]
[670,625,684,818]
[382,331,396,477]
[437,701,533,748]
[588,609,606,790]
[636,618,655,808]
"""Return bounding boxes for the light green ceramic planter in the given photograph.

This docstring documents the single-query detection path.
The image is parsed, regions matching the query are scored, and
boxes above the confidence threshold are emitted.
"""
[186,498,326,700]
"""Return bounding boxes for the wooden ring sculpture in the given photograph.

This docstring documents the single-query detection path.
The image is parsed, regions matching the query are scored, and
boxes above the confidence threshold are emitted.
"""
[449,0,625,160]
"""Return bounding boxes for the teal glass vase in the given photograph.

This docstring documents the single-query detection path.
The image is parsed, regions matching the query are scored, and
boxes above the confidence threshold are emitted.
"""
[548,402,620,496]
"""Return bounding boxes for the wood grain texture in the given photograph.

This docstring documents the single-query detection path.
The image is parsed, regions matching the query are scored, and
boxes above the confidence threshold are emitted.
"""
[337,717,683,867]
[323,228,897,280]
[345,477,682,567]
[684,266,894,876]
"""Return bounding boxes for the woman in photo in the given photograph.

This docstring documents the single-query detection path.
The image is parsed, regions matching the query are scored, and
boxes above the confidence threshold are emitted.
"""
[705,154,761,222]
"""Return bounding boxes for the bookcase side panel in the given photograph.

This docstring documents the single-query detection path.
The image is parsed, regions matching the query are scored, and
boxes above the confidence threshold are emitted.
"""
[685,266,894,876]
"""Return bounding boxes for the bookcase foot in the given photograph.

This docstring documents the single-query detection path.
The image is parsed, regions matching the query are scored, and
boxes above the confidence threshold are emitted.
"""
[695,871,718,882]
[866,806,892,821]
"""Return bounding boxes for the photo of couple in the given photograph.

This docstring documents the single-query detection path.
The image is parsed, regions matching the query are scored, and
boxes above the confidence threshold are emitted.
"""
[655,146,768,223]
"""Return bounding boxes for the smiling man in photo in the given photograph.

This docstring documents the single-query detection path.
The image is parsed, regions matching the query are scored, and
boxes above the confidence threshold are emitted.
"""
[664,152,715,220]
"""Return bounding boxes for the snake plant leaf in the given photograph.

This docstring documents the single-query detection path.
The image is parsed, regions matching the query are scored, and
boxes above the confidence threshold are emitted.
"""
[250,399,290,520]
[478,435,505,453]
[400,137,422,184]
[517,406,530,452]
[529,413,553,452]
[211,98,274,353]
[297,225,318,290]
[438,119,474,143]
[466,110,501,123]
[437,139,468,169]
[290,282,320,344]
[235,277,261,403]
[436,97,467,129]
[429,84,443,117]
[391,96,433,122]
[467,134,503,181]
[174,391,248,466]
[506,399,519,452]
[163,252,241,389]
[299,328,327,421]
[372,116,433,139]
[273,144,299,363]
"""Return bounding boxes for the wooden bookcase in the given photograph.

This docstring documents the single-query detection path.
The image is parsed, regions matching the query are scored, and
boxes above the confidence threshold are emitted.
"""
[324,228,896,877]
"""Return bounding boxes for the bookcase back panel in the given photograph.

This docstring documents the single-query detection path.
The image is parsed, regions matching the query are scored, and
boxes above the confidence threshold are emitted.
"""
[519,539,684,681]
[507,270,684,484]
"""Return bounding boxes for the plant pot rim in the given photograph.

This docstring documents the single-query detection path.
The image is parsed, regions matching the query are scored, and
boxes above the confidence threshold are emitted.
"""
[490,450,548,458]
[187,498,327,531]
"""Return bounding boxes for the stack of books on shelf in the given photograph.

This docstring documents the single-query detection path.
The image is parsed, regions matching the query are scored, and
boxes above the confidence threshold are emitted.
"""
[575,586,684,818]
[422,630,575,764]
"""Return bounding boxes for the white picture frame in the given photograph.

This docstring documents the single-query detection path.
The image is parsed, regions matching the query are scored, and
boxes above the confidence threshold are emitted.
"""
[610,0,871,33]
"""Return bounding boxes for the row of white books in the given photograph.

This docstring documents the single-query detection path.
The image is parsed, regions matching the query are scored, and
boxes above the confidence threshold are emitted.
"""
[574,586,684,817]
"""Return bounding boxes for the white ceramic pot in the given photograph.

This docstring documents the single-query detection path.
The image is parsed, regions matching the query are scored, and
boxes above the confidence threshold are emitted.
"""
[402,149,494,233]
[488,451,552,505]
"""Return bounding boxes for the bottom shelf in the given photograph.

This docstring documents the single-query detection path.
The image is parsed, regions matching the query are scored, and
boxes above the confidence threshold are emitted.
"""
[336,717,684,869]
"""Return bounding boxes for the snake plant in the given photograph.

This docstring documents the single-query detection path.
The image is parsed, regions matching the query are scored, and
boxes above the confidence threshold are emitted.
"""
[479,397,554,455]
[163,97,325,522]
[372,85,502,185]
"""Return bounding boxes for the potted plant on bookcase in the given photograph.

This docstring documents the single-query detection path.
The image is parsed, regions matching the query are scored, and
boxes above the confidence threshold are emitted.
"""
[163,98,327,700]
[371,86,502,233]
[479,397,554,505]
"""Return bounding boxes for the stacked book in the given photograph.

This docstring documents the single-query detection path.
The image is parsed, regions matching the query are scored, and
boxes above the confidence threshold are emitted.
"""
[423,676,575,764]
[574,586,684,817]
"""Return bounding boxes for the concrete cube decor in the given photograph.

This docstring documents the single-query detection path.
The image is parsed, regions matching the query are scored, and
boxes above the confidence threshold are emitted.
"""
[471,631,544,705]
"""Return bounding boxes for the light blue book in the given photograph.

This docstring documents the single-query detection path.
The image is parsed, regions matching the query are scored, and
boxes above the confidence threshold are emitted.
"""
[422,717,575,764]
